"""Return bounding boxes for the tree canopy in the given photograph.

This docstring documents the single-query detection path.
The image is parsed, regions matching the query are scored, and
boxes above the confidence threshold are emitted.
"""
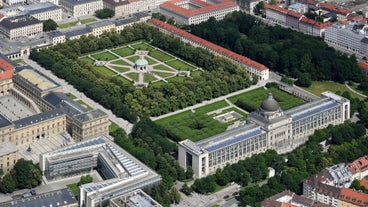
[95,9,115,19]
[43,19,57,32]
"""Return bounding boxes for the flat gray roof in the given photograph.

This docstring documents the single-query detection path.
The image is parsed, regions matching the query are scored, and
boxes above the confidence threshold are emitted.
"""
[48,30,65,38]
[87,20,114,29]
[62,0,101,6]
[0,188,77,207]
[64,28,91,38]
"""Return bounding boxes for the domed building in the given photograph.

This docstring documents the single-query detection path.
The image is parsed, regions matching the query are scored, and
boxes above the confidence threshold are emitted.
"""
[134,57,149,71]
[259,93,282,119]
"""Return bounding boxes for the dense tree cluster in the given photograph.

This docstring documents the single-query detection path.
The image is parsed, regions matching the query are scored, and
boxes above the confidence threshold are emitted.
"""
[43,19,57,32]
[95,8,115,19]
[189,12,363,85]
[0,159,42,193]
[77,175,93,187]
[30,23,253,122]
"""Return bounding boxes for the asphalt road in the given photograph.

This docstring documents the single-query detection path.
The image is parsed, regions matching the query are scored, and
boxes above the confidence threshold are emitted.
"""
[21,56,134,134]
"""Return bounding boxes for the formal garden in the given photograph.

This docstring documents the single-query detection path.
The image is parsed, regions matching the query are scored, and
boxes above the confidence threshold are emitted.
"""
[155,84,304,142]
[79,41,200,87]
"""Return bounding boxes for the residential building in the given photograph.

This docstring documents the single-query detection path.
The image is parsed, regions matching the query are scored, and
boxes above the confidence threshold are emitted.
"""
[261,190,330,207]
[324,22,368,58]
[109,189,162,207]
[60,0,103,18]
[0,188,78,207]
[179,92,349,178]
[338,188,368,207]
[0,14,43,40]
[348,155,368,181]
[288,3,308,13]
[40,136,161,207]
[159,0,239,25]
[0,142,18,173]
[235,0,261,14]
[264,4,333,37]
[148,18,269,81]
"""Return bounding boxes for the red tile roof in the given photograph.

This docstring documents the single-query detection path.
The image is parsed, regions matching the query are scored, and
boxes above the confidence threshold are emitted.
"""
[347,14,364,22]
[319,2,352,15]
[360,178,368,189]
[299,16,333,29]
[339,188,368,206]
[348,155,368,175]
[297,0,317,6]
[0,56,15,81]
[160,0,238,18]
[148,18,267,71]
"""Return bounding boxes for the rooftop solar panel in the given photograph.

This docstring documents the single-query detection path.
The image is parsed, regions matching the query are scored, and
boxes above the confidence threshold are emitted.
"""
[291,102,339,121]
[205,129,263,152]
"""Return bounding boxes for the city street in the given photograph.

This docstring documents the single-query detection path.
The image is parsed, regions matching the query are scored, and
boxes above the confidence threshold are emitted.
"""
[21,56,134,133]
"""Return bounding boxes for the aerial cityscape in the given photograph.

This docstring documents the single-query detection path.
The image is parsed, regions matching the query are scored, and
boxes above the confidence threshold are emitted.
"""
[0,0,368,206]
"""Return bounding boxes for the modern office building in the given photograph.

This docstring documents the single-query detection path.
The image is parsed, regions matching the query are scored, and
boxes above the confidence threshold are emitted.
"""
[179,91,350,178]
[109,189,162,207]
[40,136,161,207]
[148,18,269,81]
[60,0,103,18]
[0,14,43,40]
[159,0,239,25]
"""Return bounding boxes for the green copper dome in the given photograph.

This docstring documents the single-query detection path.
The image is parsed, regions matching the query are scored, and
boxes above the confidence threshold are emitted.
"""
[135,58,148,66]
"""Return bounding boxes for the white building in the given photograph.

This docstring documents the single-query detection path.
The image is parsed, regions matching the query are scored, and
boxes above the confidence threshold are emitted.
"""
[159,0,239,25]
[324,23,368,58]
[60,0,103,18]
[179,92,350,178]
[3,0,25,6]
[40,136,161,207]
[0,14,43,40]
[0,3,62,21]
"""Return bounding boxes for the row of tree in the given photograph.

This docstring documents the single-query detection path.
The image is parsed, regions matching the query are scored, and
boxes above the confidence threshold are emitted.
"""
[30,23,254,122]
[0,159,42,193]
[189,12,363,86]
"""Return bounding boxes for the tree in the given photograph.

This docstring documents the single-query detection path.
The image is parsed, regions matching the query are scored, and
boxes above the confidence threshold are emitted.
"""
[11,159,42,189]
[43,19,57,32]
[95,8,115,19]
[77,175,93,186]
[180,183,192,195]
[254,1,264,16]
[170,187,181,204]
[0,173,16,193]
[186,166,193,179]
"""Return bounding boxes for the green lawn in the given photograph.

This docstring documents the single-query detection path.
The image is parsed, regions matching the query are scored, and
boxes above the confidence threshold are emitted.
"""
[65,93,77,100]
[91,52,118,61]
[149,50,174,62]
[303,81,365,100]
[112,47,135,57]
[59,21,77,29]
[67,183,79,196]
[76,100,93,111]
[191,70,202,77]
[153,71,174,78]
[126,72,139,81]
[229,87,304,111]
[93,66,116,77]
[167,76,186,82]
[115,75,132,84]
[154,64,174,71]
[194,100,229,114]
[128,55,157,65]
[111,66,130,73]
[81,18,96,24]
[150,80,166,87]
[80,57,95,65]
[13,59,26,65]
[132,43,155,50]
[156,111,227,142]
[109,121,119,133]
[144,74,156,82]
[166,59,196,71]
[110,59,131,66]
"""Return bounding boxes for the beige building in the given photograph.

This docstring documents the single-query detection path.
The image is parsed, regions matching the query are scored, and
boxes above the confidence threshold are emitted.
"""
[0,142,18,173]
[47,30,66,46]
[87,20,115,37]
[60,0,103,18]
[0,3,62,22]
[0,14,43,40]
